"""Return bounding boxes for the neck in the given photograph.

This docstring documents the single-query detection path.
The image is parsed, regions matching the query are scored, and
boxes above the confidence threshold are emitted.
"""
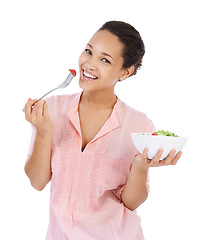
[80,90,117,109]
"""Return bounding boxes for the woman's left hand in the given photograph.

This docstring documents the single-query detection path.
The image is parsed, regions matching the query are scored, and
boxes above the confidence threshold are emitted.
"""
[133,148,182,171]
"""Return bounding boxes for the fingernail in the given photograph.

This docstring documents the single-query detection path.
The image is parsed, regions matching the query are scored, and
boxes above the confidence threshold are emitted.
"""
[159,149,163,154]
[144,148,148,154]
[171,149,176,154]
[28,98,31,101]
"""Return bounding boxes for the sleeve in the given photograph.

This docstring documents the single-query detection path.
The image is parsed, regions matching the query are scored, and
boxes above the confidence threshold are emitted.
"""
[112,161,131,202]
[112,184,126,202]
[146,118,156,133]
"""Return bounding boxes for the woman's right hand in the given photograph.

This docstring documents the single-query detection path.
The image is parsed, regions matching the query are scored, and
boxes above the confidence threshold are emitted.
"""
[25,98,53,136]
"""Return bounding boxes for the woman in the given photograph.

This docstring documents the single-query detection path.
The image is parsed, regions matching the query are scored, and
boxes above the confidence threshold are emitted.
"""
[24,21,182,240]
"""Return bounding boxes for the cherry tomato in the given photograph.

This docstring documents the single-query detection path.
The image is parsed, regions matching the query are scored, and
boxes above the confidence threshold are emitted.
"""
[69,69,77,77]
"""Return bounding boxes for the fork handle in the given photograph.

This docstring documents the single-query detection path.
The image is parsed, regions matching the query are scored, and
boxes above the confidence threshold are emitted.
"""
[37,87,58,101]
[22,87,58,112]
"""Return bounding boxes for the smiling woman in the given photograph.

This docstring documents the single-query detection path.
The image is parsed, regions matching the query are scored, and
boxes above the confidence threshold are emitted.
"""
[78,29,129,91]
[24,21,182,240]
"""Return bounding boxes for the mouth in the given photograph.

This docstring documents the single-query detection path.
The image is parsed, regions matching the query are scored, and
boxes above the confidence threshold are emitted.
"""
[82,69,98,81]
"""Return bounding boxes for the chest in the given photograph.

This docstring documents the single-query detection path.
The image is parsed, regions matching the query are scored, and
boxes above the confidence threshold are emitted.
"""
[78,107,113,151]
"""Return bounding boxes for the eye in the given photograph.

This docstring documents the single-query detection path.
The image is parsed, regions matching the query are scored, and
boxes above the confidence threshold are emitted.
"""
[101,58,111,64]
[85,49,92,55]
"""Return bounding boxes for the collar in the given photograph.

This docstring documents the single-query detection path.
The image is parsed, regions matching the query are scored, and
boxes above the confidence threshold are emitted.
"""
[67,91,121,143]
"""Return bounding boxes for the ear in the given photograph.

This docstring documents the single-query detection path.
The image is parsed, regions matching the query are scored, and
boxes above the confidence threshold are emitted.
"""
[119,66,135,81]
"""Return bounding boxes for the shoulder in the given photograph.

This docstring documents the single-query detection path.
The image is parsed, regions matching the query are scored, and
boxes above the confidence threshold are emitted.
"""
[118,98,155,133]
[46,92,79,105]
[118,98,148,119]
[46,92,80,108]
[45,92,80,117]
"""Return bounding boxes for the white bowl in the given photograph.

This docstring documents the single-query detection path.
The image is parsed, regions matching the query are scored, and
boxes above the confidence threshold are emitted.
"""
[131,133,187,160]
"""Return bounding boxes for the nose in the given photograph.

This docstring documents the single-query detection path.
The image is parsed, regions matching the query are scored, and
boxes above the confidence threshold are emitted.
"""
[84,59,96,71]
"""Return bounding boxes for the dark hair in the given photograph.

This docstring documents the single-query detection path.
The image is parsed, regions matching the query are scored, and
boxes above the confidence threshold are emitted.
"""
[99,21,145,76]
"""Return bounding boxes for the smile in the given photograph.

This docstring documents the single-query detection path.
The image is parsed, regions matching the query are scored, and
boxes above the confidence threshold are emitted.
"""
[82,69,98,80]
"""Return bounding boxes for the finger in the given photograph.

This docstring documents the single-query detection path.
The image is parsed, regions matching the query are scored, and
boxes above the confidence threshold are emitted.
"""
[151,149,163,164]
[171,151,182,165]
[142,148,148,159]
[33,99,45,118]
[43,101,49,117]
[163,149,176,165]
[142,148,152,163]
[25,99,38,118]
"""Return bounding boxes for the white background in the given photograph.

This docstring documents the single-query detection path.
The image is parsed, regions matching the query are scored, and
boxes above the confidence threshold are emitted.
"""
[0,0,196,239]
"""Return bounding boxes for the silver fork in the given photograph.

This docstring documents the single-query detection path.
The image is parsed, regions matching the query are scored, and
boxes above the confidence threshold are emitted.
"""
[22,69,76,112]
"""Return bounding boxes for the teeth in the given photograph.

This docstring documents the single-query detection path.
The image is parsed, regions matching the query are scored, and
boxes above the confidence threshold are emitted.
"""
[83,70,97,79]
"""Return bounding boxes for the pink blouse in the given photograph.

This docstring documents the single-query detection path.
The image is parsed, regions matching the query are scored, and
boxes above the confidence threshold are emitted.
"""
[27,92,155,240]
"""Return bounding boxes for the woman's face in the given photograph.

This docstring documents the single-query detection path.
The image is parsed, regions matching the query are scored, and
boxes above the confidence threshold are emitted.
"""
[78,30,127,92]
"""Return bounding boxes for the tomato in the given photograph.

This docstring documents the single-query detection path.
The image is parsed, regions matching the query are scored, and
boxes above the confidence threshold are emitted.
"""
[69,69,77,77]
[152,133,158,135]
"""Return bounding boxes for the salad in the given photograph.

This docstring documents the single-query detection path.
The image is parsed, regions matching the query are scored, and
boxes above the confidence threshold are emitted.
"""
[141,130,180,137]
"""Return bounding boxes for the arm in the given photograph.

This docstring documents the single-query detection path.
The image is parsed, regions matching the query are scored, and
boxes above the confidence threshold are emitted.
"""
[121,164,148,211]
[24,98,53,191]
[121,148,182,211]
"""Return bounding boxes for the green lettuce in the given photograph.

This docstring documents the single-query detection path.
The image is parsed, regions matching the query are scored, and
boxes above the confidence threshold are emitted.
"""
[154,130,180,137]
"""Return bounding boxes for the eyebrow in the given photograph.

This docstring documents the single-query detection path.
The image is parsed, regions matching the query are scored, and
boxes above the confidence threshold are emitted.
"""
[87,43,114,60]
